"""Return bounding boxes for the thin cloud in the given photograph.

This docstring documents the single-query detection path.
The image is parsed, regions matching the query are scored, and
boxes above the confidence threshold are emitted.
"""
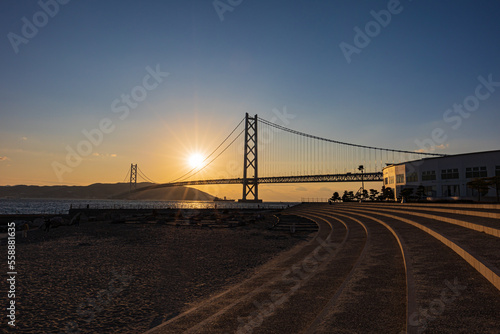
[0,156,10,161]
[435,144,449,150]
[415,143,449,153]
[295,186,308,192]
[92,153,118,158]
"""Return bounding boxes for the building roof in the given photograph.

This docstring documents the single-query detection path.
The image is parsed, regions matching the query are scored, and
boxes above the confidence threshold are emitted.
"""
[382,149,500,171]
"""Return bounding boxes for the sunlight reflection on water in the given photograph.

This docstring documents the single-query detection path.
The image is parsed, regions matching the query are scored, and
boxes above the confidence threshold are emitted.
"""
[0,199,299,215]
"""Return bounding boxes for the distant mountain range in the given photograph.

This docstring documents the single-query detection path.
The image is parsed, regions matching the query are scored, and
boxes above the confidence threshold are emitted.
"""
[0,183,214,201]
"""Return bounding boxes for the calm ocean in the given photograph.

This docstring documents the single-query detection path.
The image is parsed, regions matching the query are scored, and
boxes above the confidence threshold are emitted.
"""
[0,198,298,215]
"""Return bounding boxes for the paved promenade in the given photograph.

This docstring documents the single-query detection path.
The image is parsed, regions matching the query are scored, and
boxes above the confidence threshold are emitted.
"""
[146,203,500,333]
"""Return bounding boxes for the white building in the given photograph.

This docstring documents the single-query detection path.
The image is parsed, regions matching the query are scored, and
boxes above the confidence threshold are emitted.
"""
[382,150,500,201]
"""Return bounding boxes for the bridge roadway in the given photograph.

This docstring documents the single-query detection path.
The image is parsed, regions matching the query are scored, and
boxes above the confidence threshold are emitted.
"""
[135,172,383,191]
[144,203,500,333]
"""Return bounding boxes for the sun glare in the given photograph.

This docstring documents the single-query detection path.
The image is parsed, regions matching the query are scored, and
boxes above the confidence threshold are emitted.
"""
[188,153,204,169]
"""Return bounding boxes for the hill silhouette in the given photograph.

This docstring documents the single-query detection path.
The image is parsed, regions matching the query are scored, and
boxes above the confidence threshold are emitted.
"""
[0,182,214,201]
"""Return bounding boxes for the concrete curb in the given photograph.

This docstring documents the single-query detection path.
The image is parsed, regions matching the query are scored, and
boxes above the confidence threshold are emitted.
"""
[355,205,500,238]
[345,208,500,292]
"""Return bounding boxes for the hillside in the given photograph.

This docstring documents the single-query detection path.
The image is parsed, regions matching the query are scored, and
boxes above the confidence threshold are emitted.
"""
[0,183,214,201]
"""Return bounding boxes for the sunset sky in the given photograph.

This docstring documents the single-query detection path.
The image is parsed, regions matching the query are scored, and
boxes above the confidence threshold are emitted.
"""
[1,0,499,201]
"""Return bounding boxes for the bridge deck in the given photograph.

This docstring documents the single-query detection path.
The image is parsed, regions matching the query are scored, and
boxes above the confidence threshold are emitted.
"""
[133,172,383,193]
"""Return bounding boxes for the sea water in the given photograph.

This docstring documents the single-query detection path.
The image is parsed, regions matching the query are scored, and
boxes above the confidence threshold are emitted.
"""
[0,198,299,215]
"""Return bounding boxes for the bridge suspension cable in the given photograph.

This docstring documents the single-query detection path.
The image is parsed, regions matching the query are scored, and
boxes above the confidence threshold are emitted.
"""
[122,166,130,183]
[258,117,445,157]
[179,128,244,182]
[256,116,446,179]
[137,167,157,184]
[168,117,246,183]
[130,113,446,202]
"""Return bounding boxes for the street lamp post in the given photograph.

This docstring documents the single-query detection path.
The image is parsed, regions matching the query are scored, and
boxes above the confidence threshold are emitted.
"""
[358,165,364,201]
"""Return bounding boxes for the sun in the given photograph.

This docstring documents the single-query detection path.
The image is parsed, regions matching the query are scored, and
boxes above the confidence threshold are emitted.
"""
[188,153,205,169]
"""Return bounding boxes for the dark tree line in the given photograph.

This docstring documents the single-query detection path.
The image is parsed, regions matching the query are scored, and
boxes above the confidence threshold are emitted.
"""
[328,175,500,204]
[329,186,394,203]
[466,176,500,202]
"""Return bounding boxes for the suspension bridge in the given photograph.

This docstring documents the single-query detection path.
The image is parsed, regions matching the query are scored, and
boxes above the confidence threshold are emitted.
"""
[125,113,444,202]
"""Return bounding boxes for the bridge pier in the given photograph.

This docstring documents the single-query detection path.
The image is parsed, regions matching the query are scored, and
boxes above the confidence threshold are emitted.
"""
[240,113,262,203]
[238,176,262,203]
[130,163,137,192]
[238,199,262,203]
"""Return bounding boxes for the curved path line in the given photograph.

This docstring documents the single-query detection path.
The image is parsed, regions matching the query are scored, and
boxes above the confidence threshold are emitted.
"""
[182,214,340,333]
[379,203,500,210]
[337,207,500,292]
[354,204,500,237]
[146,212,343,333]
[303,211,373,333]
[143,215,326,334]
[309,208,416,334]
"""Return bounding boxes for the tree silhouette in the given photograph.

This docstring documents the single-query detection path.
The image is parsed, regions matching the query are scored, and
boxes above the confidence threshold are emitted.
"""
[329,191,340,204]
[485,176,500,203]
[342,190,349,202]
[379,186,387,200]
[488,175,500,203]
[467,178,489,201]
[379,186,394,201]
[369,189,379,201]
[401,188,414,201]
[342,190,354,202]
[383,187,394,201]
[355,189,368,201]
[347,191,355,201]
[415,185,425,200]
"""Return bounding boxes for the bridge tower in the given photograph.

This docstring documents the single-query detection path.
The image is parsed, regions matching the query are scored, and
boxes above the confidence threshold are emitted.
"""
[130,163,137,192]
[239,113,262,203]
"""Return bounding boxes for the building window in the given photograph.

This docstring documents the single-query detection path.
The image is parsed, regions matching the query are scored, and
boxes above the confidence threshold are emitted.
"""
[496,166,500,177]
[407,172,418,183]
[422,170,436,181]
[442,185,460,197]
[396,174,405,184]
[441,168,459,180]
[389,176,395,184]
[466,166,487,178]
[384,177,389,185]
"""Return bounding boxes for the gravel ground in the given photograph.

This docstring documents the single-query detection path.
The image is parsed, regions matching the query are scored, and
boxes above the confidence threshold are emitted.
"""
[1,217,305,334]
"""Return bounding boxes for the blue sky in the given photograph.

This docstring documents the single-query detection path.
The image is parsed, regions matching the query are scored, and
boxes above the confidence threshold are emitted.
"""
[0,0,499,199]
